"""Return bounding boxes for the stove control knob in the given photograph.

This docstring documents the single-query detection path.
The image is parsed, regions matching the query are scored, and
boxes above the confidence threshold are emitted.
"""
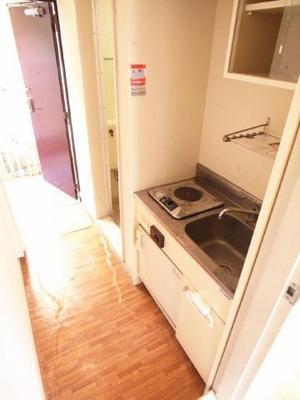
[155,190,166,200]
[173,206,182,217]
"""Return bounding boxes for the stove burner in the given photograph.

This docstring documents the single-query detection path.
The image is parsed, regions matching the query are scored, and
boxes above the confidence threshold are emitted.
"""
[174,186,202,202]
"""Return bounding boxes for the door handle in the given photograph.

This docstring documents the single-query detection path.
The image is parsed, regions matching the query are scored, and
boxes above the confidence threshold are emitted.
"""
[27,97,34,113]
[171,265,182,279]
[186,290,214,328]
[27,96,41,113]
[108,128,114,137]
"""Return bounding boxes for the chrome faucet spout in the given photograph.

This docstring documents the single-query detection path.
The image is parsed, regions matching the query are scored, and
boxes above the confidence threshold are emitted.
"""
[218,207,259,221]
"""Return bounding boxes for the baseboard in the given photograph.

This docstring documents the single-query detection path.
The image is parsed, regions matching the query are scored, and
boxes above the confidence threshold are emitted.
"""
[122,261,141,285]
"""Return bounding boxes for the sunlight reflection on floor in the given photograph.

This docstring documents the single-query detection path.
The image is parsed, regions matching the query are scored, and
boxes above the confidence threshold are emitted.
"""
[5,176,93,295]
[96,216,122,258]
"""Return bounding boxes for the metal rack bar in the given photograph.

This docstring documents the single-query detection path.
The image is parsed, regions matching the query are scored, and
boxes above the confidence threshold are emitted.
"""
[223,117,270,142]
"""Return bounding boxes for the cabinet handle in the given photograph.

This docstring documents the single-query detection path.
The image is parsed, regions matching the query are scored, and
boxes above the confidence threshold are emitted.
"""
[186,291,214,328]
[136,227,143,250]
[171,266,181,279]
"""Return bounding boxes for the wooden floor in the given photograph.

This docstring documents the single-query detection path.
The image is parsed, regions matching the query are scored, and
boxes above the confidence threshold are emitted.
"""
[22,225,204,399]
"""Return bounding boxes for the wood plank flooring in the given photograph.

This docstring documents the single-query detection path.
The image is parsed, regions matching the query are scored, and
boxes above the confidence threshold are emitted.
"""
[22,225,205,399]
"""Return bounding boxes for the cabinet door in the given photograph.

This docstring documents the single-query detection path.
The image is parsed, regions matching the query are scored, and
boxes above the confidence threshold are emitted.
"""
[270,1,300,83]
[138,228,182,326]
[176,282,225,382]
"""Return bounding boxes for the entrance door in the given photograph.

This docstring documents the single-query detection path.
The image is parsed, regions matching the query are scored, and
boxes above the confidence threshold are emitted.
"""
[9,2,78,198]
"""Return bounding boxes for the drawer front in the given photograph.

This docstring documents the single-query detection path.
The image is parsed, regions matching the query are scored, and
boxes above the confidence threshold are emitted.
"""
[138,227,182,326]
[176,280,225,382]
[136,198,231,322]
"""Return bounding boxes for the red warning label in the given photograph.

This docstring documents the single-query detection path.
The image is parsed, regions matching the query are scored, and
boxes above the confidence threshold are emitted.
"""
[130,64,146,96]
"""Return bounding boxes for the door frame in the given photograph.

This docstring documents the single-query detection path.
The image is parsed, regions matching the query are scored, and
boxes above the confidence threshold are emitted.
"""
[7,0,81,199]
[91,0,123,230]
[240,253,300,399]
[91,0,114,219]
[49,0,81,199]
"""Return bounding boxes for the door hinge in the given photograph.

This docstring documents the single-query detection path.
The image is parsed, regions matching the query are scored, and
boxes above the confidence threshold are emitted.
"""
[51,14,58,30]
[75,182,81,199]
[64,111,70,121]
[285,282,300,305]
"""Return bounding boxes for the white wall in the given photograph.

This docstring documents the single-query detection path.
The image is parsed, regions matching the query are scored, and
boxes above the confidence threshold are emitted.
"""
[57,0,110,218]
[115,0,217,277]
[198,0,293,199]
[130,0,217,189]
[0,181,44,400]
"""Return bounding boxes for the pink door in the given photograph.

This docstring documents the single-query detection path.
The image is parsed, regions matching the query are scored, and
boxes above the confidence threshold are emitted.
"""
[9,2,78,198]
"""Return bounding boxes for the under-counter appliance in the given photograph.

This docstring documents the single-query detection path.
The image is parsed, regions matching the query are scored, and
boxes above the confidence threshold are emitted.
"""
[148,179,223,219]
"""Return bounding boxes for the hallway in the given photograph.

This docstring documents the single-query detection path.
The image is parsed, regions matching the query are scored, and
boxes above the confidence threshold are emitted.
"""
[11,179,204,399]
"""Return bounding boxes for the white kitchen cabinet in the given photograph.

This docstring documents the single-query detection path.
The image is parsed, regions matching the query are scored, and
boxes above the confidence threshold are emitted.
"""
[176,279,225,382]
[135,198,229,383]
[136,198,231,322]
[137,227,182,327]
[225,0,300,88]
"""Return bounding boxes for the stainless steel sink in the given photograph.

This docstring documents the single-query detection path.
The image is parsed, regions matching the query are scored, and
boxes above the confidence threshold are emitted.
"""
[185,213,254,293]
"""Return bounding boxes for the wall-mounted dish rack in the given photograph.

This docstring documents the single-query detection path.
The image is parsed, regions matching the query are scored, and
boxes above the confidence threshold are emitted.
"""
[223,118,281,159]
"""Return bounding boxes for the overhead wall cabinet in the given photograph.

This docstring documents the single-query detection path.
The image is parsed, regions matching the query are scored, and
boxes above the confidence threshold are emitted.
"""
[225,0,300,89]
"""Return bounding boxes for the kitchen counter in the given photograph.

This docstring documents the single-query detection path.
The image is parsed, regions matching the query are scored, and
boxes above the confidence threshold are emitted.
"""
[135,164,261,298]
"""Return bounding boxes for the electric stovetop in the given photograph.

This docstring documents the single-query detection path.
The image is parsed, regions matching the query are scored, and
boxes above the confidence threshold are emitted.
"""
[148,178,223,219]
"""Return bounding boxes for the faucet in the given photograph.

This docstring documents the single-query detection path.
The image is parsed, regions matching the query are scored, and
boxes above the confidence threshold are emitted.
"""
[218,207,259,223]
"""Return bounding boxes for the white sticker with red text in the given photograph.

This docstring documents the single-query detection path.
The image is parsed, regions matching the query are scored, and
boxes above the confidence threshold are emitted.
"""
[130,64,146,96]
